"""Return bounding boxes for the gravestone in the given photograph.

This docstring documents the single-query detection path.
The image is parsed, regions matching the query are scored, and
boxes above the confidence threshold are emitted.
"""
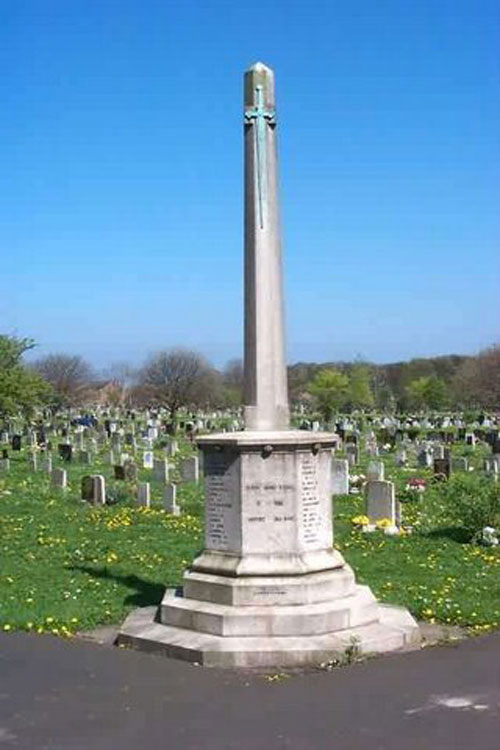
[58,444,73,463]
[166,440,178,456]
[118,62,419,667]
[163,484,180,515]
[143,451,154,469]
[137,483,151,507]
[366,460,384,482]
[81,475,106,504]
[417,448,433,468]
[365,480,398,529]
[330,458,349,495]
[51,468,67,489]
[153,458,169,483]
[12,435,22,451]
[345,443,358,467]
[124,461,138,482]
[451,457,468,473]
[395,448,407,467]
[433,458,450,480]
[432,444,445,460]
[114,465,126,480]
[81,475,94,502]
[180,456,199,483]
[0,458,10,472]
[93,475,106,504]
[78,450,92,465]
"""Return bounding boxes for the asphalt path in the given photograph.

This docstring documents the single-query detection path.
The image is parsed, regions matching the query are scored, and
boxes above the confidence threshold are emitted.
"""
[1,631,500,749]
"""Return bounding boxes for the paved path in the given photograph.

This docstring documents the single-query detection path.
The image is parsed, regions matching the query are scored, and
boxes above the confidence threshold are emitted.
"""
[1,631,500,749]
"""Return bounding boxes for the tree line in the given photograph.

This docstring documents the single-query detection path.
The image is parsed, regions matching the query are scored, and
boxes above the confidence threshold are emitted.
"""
[0,333,498,420]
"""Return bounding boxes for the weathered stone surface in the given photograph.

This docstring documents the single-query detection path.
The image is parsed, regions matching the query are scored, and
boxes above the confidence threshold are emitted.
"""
[366,480,397,525]
[331,458,349,495]
[194,432,340,576]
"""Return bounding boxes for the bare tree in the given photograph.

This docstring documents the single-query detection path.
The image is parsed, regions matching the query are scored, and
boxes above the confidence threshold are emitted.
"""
[32,353,94,408]
[222,358,244,405]
[452,344,500,409]
[137,348,215,418]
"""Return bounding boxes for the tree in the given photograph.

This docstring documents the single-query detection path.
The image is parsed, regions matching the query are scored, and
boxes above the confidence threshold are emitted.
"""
[222,358,244,406]
[307,368,349,422]
[0,335,51,419]
[137,348,214,418]
[32,354,94,408]
[452,344,500,409]
[348,362,374,410]
[406,375,448,410]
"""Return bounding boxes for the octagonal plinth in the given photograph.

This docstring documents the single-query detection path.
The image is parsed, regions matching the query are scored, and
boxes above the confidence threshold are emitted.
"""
[193,431,341,576]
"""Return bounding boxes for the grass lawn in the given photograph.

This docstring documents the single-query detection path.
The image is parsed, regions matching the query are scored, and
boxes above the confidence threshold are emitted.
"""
[1,444,499,638]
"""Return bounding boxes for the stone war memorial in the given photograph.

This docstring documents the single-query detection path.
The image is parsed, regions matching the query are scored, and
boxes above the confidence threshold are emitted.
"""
[118,63,420,667]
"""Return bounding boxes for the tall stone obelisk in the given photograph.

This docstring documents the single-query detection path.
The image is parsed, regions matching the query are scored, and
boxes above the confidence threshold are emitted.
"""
[243,63,289,431]
[118,63,420,667]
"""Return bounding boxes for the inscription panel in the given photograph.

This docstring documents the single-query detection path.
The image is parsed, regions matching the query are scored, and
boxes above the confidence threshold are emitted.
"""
[241,452,297,554]
[203,449,241,552]
[299,453,321,547]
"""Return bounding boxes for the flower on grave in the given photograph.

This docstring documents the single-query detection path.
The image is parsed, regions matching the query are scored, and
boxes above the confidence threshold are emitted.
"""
[479,527,499,547]
[375,518,394,530]
[351,515,370,527]
[405,478,426,492]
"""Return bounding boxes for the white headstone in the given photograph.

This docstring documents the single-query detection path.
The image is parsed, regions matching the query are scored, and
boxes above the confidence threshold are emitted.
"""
[366,480,397,528]
[331,458,349,495]
[366,460,385,482]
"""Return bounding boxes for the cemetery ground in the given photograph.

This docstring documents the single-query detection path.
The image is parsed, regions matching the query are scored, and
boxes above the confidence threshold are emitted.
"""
[1,439,499,643]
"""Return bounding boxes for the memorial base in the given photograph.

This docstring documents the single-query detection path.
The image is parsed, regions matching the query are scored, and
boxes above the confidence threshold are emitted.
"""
[118,586,419,668]
[117,431,420,667]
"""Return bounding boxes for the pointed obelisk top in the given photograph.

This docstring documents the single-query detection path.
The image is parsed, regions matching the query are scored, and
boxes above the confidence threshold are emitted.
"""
[245,61,275,107]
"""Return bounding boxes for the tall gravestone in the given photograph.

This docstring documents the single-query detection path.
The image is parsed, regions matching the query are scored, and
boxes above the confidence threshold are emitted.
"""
[118,63,419,667]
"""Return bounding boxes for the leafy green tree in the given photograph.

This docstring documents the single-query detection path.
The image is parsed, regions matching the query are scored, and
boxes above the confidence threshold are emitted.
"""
[0,335,51,419]
[348,362,374,410]
[424,375,448,409]
[307,368,349,422]
[406,375,448,410]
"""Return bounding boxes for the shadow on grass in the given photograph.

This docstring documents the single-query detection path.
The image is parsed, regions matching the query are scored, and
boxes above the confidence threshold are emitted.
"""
[421,526,470,544]
[69,564,165,608]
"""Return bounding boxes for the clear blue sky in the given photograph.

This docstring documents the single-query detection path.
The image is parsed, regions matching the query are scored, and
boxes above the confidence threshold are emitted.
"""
[1,0,498,370]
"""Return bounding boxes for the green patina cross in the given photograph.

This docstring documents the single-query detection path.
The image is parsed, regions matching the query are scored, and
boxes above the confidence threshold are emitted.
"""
[244,84,275,229]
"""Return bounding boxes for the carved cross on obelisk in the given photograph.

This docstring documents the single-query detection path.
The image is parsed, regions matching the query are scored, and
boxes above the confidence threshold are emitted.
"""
[243,62,290,432]
[244,84,275,229]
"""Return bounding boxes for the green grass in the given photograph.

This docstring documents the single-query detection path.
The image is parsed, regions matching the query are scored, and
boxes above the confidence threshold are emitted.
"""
[1,443,499,638]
